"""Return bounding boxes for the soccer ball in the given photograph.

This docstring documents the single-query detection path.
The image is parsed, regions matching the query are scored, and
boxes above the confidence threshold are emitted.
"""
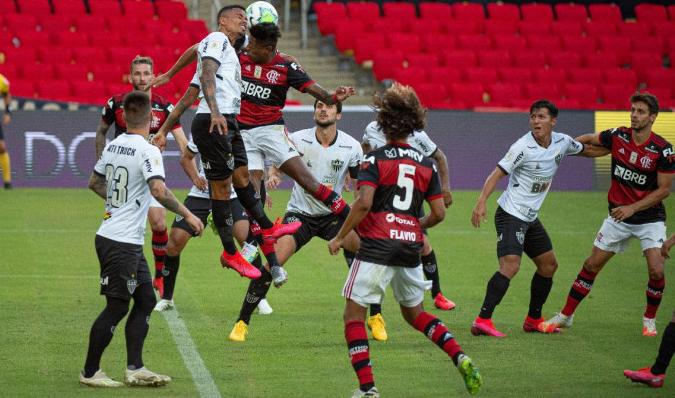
[246,1,279,26]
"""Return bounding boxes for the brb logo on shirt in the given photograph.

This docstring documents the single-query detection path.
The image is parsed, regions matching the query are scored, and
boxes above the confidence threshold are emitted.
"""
[614,165,647,185]
[241,80,271,99]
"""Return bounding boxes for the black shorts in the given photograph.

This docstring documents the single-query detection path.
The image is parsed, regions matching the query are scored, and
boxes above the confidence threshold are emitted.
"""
[95,235,152,300]
[172,196,211,236]
[283,211,343,251]
[495,206,552,259]
[191,113,247,180]
[231,197,248,223]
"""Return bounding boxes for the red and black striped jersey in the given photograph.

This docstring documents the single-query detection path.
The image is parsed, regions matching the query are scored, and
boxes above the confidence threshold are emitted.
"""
[236,51,314,129]
[600,127,675,224]
[101,92,179,140]
[356,143,442,267]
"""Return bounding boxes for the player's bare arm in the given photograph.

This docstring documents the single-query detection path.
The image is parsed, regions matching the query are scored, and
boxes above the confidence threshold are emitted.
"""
[200,58,227,135]
[87,172,107,200]
[574,133,609,157]
[150,44,198,88]
[153,86,199,149]
[431,148,453,207]
[661,233,675,259]
[420,197,446,229]
[328,185,375,255]
[305,83,355,105]
[472,166,507,228]
[148,179,204,235]
[361,142,373,154]
[610,172,673,222]
[94,120,111,159]
[179,149,207,191]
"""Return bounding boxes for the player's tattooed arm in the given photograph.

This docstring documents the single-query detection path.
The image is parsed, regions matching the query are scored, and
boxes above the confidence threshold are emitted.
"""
[148,179,204,234]
[150,44,198,88]
[200,58,228,135]
[154,86,199,149]
[88,172,107,200]
[95,120,111,159]
[305,83,356,104]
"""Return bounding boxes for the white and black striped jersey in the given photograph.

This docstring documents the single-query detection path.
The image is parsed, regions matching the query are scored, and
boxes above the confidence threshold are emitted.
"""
[94,133,165,245]
[286,128,362,216]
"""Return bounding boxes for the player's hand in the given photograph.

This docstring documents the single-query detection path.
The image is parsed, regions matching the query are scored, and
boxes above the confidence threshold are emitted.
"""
[2,113,10,125]
[193,176,208,192]
[662,245,671,259]
[334,86,355,102]
[610,205,635,222]
[149,73,170,89]
[328,237,342,255]
[152,132,168,151]
[266,174,281,190]
[471,201,487,228]
[442,190,453,208]
[186,213,204,236]
[265,194,273,209]
[342,176,353,192]
[210,114,228,135]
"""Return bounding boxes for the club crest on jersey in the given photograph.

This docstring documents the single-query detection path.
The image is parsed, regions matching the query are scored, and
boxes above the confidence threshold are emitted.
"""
[331,159,344,172]
[516,228,525,245]
[126,278,138,295]
[384,148,397,158]
[266,69,280,84]
[254,65,262,79]
[640,155,652,169]
[555,153,563,165]
[629,151,638,164]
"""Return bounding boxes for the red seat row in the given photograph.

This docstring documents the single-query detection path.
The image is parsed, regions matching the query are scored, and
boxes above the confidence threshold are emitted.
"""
[1,0,187,20]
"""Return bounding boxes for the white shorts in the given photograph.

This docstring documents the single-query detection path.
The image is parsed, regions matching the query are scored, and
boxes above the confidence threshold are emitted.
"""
[240,124,300,171]
[594,216,666,253]
[149,197,164,208]
[342,260,432,308]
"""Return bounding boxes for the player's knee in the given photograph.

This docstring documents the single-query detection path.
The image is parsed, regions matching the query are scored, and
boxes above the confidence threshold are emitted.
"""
[135,284,157,314]
[648,268,664,281]
[583,257,602,273]
[105,297,131,323]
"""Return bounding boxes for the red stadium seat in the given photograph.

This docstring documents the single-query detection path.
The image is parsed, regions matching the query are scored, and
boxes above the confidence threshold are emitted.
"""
[669,5,675,21]
[492,35,527,52]
[555,3,588,23]
[4,13,38,33]
[452,3,485,21]
[525,83,561,101]
[598,37,631,65]
[108,47,141,65]
[143,19,173,34]
[123,0,156,18]
[631,37,665,56]
[14,31,49,49]
[10,80,36,98]
[584,21,618,37]
[19,63,54,80]
[551,21,584,36]
[371,17,405,35]
[448,82,485,108]
[464,67,498,84]
[568,68,603,85]
[346,2,380,21]
[382,2,416,19]
[427,67,461,86]
[90,0,123,17]
[38,14,75,32]
[56,31,88,47]
[600,84,635,108]
[498,67,532,84]
[535,68,567,84]
[620,22,650,38]
[421,33,456,53]
[72,47,107,65]
[512,51,545,68]
[1,48,36,65]
[444,20,483,35]
[488,83,521,107]
[386,33,420,55]
[372,50,405,81]
[0,65,18,81]
[106,82,131,95]
[644,68,675,91]
[405,52,440,68]
[414,83,448,108]
[526,35,560,51]
[521,3,553,22]
[180,19,209,42]
[353,35,385,64]
[456,34,491,51]
[588,4,622,22]
[631,52,666,83]
[561,35,597,54]
[72,80,107,104]
[393,66,428,87]
[547,52,581,69]
[37,81,71,101]
[442,51,477,69]
[635,4,667,22]
[603,68,638,89]
[17,0,51,16]
[640,87,672,104]
[485,20,519,35]
[315,2,346,36]
[38,47,72,65]
[333,20,366,53]
[556,98,583,109]
[156,0,188,21]
[0,0,17,13]
[410,20,443,36]
[652,22,675,37]
[73,15,108,33]
[563,83,599,107]
[418,2,452,21]
[486,3,520,21]
[583,53,620,69]
[478,50,511,68]
[52,0,87,16]
[518,21,552,36]
[54,63,89,81]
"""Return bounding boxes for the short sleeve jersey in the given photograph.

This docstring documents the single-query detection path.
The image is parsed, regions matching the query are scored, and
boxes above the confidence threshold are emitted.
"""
[356,143,442,267]
[362,121,438,156]
[0,73,9,95]
[286,128,362,216]
[94,134,165,245]
[237,52,314,128]
[497,132,583,222]
[196,31,242,115]
[101,92,179,141]
[599,127,675,224]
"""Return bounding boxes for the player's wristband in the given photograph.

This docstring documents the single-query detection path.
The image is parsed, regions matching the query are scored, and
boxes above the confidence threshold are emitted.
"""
[331,93,339,103]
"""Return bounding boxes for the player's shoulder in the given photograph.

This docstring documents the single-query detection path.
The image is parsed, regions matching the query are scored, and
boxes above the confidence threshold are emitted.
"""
[107,93,126,106]
[337,130,361,148]
[277,51,299,65]
[290,128,314,141]
[365,121,381,133]
[150,92,174,109]
[551,131,574,143]
[650,132,672,148]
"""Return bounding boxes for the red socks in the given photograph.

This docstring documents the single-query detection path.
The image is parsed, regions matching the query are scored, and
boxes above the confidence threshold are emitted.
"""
[345,321,374,391]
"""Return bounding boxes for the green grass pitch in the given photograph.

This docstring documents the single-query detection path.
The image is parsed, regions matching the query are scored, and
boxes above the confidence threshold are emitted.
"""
[0,188,673,397]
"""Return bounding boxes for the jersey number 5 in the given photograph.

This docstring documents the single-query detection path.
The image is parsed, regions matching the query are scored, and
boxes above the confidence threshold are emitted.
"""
[393,164,416,211]
[105,165,129,207]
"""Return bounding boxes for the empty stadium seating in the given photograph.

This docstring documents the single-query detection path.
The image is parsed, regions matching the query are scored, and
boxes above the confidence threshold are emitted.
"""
[315,1,675,110]
[0,0,206,104]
